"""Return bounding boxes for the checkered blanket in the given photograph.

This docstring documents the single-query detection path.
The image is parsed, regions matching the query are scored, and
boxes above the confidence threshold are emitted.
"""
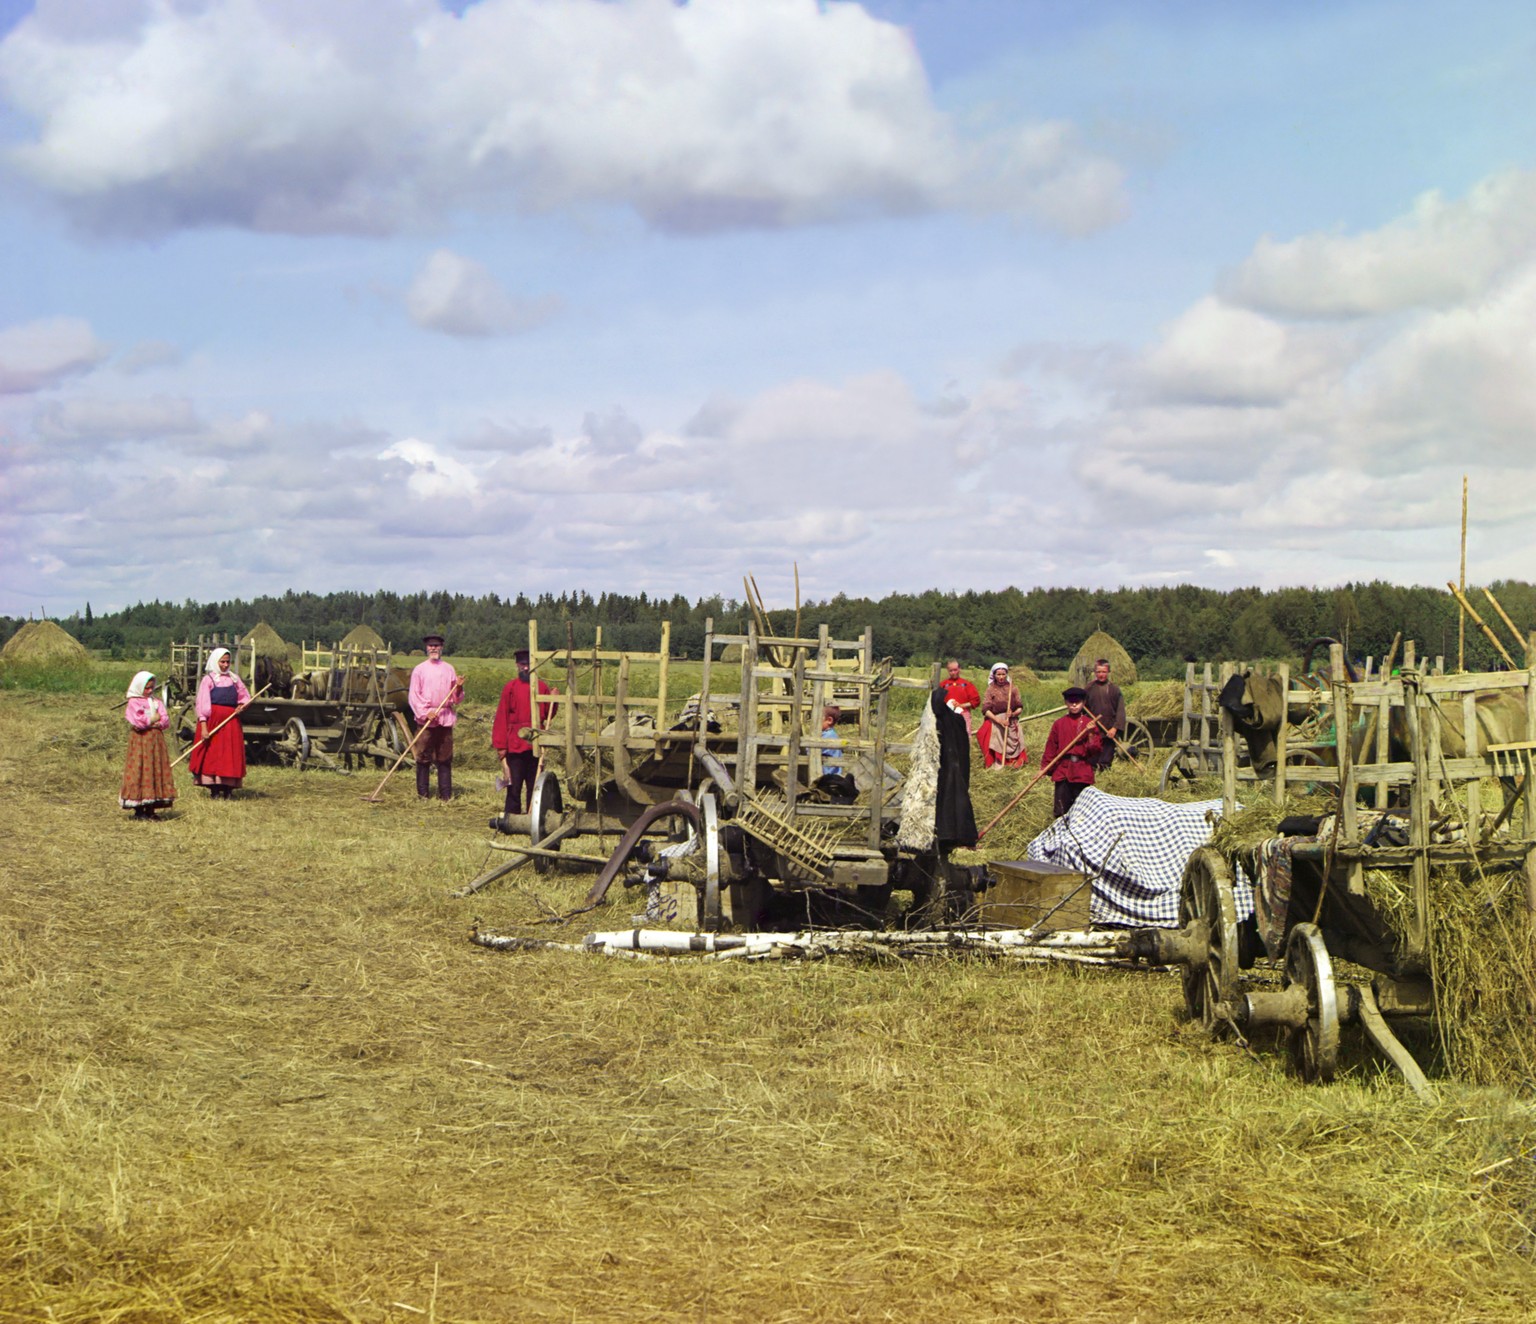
[1025,787,1255,927]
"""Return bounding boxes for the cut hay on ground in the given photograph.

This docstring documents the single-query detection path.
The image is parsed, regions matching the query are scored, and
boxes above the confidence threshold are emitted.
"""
[7,677,1536,1321]
[1069,629,1138,687]
[339,623,387,651]
[1,619,89,663]
[240,620,289,658]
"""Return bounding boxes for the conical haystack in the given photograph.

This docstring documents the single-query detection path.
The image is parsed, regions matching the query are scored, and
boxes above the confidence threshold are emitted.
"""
[240,621,288,658]
[1,620,90,663]
[1069,629,1137,688]
[341,623,387,652]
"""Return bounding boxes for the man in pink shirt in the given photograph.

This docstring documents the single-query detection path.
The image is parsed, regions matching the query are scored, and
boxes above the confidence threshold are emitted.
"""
[409,632,463,801]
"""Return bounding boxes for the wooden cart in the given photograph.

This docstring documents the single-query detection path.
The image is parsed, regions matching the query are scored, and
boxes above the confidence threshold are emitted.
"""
[477,618,976,929]
[168,635,409,771]
[1131,641,1536,1093]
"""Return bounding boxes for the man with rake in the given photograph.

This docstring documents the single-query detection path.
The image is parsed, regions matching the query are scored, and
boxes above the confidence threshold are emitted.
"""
[409,633,463,801]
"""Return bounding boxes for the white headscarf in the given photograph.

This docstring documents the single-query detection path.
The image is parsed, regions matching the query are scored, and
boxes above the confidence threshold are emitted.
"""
[990,662,1010,679]
[127,670,156,698]
[205,647,232,676]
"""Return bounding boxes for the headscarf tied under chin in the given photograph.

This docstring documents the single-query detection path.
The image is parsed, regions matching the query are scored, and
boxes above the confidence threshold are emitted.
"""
[127,670,156,698]
[990,662,1009,680]
[204,647,231,676]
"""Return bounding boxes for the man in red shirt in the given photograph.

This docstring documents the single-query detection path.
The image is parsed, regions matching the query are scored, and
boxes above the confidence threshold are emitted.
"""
[939,659,981,733]
[1042,686,1103,819]
[491,649,559,816]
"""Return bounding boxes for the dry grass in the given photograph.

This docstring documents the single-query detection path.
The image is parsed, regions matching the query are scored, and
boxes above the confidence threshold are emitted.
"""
[6,680,1536,1322]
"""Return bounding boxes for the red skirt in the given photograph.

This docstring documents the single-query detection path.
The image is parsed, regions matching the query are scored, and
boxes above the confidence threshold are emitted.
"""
[977,717,1029,769]
[121,727,177,809]
[189,705,246,786]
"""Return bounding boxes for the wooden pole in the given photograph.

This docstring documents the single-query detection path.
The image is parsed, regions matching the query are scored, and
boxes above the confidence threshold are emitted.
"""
[1459,474,1468,672]
[976,724,1095,842]
[360,680,461,802]
[1481,586,1529,666]
[1446,582,1517,670]
[170,685,271,768]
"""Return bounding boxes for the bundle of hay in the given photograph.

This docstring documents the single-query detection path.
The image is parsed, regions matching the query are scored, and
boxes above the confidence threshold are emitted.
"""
[1069,630,1137,688]
[1369,864,1536,1089]
[1002,661,1041,686]
[0,620,89,664]
[341,623,387,652]
[240,621,288,658]
[1129,680,1185,721]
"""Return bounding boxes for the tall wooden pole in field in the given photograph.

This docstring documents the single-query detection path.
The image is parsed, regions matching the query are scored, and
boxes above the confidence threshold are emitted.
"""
[1459,475,1468,672]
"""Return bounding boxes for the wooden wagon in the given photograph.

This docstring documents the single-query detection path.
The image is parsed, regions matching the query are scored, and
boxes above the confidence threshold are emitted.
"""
[474,618,978,929]
[168,635,410,771]
[1130,641,1536,1093]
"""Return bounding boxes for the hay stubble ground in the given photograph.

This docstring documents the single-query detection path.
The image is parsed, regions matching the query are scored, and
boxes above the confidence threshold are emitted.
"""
[4,685,1536,1322]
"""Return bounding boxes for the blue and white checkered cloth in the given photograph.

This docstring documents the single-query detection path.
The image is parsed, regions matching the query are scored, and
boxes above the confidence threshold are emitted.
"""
[1025,787,1254,927]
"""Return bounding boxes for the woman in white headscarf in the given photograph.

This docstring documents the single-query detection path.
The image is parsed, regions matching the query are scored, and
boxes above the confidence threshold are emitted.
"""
[977,662,1028,769]
[188,647,250,798]
[120,670,177,819]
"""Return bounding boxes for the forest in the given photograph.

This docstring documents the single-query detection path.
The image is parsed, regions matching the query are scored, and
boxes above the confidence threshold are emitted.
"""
[6,579,1533,677]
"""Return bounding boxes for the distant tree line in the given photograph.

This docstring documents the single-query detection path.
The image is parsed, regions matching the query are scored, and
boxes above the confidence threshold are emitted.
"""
[6,581,1534,678]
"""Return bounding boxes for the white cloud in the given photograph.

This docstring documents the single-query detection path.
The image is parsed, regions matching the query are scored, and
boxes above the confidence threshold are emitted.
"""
[379,436,480,499]
[34,394,204,444]
[1223,169,1536,318]
[0,317,109,394]
[1137,297,1347,405]
[0,0,1126,237]
[405,249,559,337]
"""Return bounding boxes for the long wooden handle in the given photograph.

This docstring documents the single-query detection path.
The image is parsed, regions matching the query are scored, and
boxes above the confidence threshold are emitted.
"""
[362,683,460,802]
[171,685,270,768]
[1447,582,1517,669]
[976,724,1094,841]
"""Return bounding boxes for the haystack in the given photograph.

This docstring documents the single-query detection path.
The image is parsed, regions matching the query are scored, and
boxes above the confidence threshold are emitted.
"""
[1,620,89,663]
[1069,630,1137,688]
[341,623,387,651]
[240,621,288,659]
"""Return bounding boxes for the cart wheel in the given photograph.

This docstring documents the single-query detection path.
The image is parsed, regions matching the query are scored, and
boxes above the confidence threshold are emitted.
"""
[696,791,723,932]
[172,701,198,756]
[1283,922,1340,1083]
[529,769,564,876]
[278,717,310,769]
[1178,847,1239,1035]
[1119,718,1154,765]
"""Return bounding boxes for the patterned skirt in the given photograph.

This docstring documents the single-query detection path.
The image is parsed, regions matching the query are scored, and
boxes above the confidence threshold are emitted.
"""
[189,706,246,786]
[121,727,177,809]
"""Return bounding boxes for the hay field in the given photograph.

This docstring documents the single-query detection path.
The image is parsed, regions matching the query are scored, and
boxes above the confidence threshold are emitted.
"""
[5,674,1536,1322]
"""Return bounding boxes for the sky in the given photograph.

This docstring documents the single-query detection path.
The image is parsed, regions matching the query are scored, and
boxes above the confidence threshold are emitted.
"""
[2,0,1535,617]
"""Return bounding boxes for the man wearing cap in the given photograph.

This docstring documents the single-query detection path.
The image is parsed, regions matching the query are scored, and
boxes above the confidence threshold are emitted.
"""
[492,648,559,817]
[1084,658,1127,772]
[1042,687,1103,819]
[409,633,463,801]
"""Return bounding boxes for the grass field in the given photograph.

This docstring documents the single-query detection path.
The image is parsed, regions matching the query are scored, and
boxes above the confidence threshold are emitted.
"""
[4,665,1536,1322]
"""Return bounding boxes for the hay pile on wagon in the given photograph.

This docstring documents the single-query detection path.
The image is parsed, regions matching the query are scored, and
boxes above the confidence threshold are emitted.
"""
[1,620,89,664]
[1128,679,1184,720]
[1069,630,1136,688]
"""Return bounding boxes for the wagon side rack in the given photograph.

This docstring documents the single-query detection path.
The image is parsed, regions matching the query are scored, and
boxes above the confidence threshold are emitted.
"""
[1131,639,1536,1095]
[468,616,960,927]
